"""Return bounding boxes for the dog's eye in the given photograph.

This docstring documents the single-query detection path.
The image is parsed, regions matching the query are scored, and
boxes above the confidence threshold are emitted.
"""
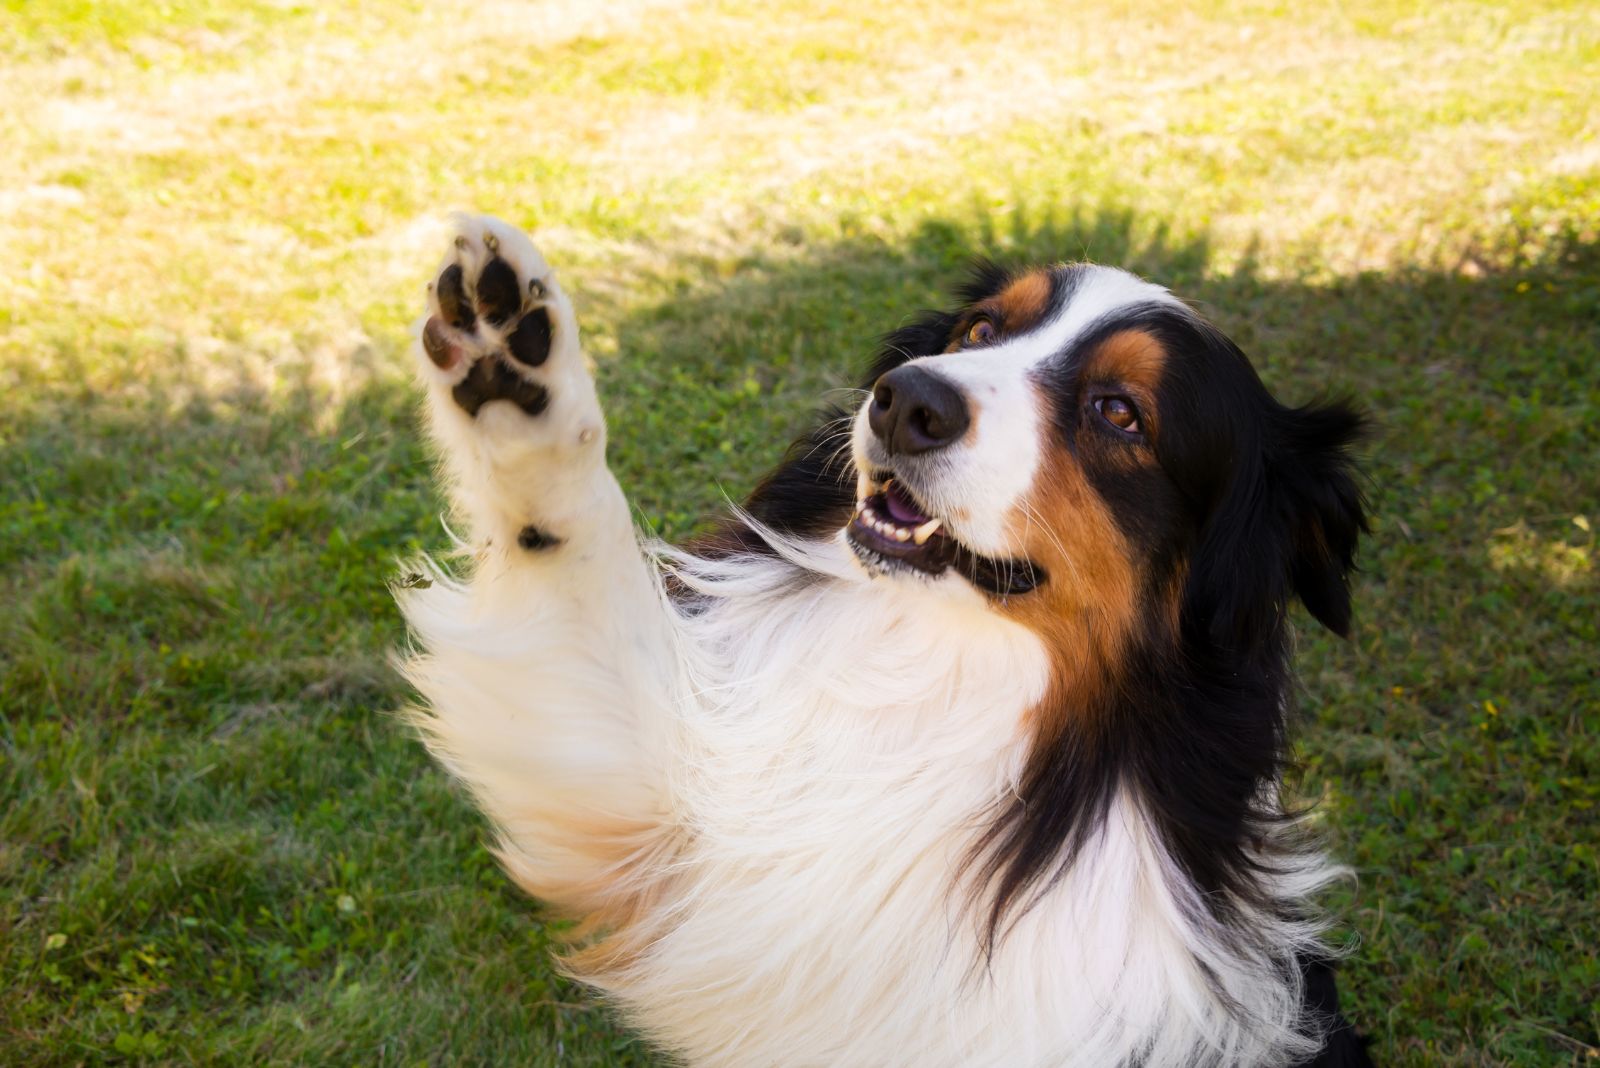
[1095,396,1141,434]
[964,318,996,346]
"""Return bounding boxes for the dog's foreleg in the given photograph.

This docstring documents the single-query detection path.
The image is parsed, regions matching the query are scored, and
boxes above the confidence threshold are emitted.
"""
[397,215,679,915]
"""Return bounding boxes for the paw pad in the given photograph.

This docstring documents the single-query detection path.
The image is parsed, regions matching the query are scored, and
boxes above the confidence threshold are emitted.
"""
[474,258,521,326]
[449,347,550,418]
[506,307,552,368]
[424,240,557,417]
[436,263,476,332]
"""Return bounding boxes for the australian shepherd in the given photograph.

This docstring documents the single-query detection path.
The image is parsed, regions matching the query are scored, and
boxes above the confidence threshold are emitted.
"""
[395,214,1374,1067]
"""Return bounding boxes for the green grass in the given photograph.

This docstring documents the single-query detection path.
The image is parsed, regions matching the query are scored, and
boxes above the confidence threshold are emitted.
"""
[2,1,1597,1063]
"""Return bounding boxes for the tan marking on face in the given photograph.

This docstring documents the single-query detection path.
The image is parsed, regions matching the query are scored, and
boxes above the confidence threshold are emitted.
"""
[994,388,1143,737]
[944,269,1057,352]
[1085,329,1167,439]
[993,270,1053,333]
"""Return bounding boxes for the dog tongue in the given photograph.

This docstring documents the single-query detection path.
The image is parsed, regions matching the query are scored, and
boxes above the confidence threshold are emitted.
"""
[883,481,930,525]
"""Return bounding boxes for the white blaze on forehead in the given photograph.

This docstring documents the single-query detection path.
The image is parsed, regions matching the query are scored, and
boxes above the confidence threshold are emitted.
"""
[865,266,1183,556]
[888,340,1044,551]
[1022,266,1182,359]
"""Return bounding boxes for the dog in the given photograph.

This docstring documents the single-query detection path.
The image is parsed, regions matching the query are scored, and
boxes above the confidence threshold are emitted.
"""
[396,214,1374,1067]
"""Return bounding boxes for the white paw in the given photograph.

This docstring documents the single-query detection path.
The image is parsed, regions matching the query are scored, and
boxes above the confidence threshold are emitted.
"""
[412,215,609,547]
[413,213,585,424]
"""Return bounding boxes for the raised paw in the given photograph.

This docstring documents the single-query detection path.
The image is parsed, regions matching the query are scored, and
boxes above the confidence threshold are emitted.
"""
[416,215,567,419]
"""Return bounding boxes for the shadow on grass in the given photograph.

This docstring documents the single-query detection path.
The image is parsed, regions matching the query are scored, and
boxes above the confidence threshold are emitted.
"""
[2,205,1595,1065]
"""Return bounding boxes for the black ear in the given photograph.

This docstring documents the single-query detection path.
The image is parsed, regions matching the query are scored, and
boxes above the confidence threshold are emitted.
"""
[1187,399,1367,653]
[1276,400,1368,637]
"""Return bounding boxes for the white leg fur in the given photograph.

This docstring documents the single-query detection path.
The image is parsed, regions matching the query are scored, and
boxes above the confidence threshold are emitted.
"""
[398,214,679,920]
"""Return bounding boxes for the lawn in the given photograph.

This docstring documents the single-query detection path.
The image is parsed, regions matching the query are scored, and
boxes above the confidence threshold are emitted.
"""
[1,0,1596,1064]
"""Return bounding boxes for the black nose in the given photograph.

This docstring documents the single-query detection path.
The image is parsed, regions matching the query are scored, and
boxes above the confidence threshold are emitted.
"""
[868,365,971,456]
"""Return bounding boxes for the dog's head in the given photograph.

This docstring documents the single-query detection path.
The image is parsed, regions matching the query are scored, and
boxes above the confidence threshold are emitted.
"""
[846,263,1365,677]
[833,263,1367,939]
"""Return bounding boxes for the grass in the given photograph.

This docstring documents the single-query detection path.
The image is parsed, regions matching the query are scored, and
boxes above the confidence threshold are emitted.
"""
[1,0,1596,1063]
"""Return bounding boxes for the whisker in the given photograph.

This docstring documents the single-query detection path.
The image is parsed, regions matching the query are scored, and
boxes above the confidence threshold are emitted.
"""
[1018,497,1080,589]
[796,419,855,466]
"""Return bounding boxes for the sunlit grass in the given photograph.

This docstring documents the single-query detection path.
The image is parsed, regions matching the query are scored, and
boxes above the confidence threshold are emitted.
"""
[2,1,1597,1064]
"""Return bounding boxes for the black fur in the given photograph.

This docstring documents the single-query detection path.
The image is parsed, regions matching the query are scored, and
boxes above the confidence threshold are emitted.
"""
[863,260,1011,384]
[517,523,561,551]
[740,411,858,545]
[1294,959,1377,1067]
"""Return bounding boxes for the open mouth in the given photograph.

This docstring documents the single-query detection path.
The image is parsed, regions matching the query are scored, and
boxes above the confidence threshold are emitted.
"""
[846,474,1045,595]
[849,477,957,574]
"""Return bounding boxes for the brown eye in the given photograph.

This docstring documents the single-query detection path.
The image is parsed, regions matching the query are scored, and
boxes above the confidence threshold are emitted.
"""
[1095,396,1141,434]
[965,318,996,346]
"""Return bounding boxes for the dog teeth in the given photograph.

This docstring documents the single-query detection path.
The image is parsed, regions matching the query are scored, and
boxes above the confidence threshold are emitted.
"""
[855,499,948,548]
[855,473,890,511]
